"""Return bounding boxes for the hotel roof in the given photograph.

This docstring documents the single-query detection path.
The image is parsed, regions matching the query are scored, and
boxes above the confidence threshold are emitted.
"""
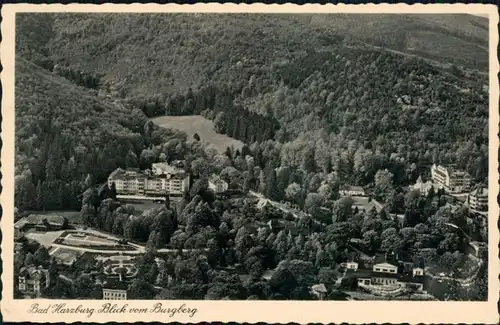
[15,214,66,229]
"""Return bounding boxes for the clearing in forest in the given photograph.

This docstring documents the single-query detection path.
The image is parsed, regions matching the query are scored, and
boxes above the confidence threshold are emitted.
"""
[151,115,244,153]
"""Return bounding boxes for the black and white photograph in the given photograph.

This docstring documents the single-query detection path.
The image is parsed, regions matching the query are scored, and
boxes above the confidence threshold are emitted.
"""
[2,4,498,323]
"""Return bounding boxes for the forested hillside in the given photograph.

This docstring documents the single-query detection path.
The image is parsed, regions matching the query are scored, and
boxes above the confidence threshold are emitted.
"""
[15,13,489,212]
[15,58,191,211]
[14,12,490,302]
[17,13,488,97]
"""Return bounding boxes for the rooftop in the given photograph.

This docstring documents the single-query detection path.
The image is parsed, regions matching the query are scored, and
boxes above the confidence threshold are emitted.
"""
[108,166,186,181]
[152,162,185,175]
[102,278,129,291]
[15,214,66,228]
[311,284,327,293]
[19,266,48,280]
[345,268,425,284]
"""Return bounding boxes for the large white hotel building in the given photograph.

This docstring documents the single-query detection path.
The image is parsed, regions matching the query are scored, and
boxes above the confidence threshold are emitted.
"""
[107,162,190,196]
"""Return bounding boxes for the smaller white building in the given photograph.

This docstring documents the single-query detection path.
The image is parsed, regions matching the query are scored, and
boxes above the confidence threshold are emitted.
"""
[342,261,359,271]
[412,267,425,276]
[411,176,434,195]
[372,262,398,274]
[208,174,229,194]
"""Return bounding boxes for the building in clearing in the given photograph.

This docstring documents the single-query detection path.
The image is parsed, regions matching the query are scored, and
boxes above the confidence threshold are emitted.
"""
[430,164,472,194]
[468,187,488,211]
[18,266,50,295]
[208,174,229,194]
[108,162,190,197]
[411,176,434,195]
[339,186,366,197]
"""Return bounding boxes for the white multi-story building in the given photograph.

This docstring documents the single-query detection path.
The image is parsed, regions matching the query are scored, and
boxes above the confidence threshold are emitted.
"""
[108,162,190,197]
[469,187,488,211]
[430,164,472,194]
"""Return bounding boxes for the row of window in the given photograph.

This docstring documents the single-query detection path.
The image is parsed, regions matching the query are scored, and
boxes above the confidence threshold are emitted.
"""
[103,292,127,299]
[374,267,396,273]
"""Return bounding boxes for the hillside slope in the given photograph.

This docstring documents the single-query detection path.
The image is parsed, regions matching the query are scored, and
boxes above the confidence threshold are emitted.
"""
[15,57,188,211]
[16,13,488,100]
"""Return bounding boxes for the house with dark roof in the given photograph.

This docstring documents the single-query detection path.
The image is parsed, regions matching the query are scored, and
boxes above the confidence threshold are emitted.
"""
[18,266,50,295]
[15,214,67,232]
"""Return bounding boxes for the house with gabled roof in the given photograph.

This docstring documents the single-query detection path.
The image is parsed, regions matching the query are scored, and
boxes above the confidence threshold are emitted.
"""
[15,214,67,232]
[18,266,50,295]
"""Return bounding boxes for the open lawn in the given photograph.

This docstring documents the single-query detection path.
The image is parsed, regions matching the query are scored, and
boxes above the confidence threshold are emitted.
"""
[25,230,65,248]
[62,237,115,246]
[52,229,141,251]
[349,196,377,213]
[151,115,244,153]
[119,199,162,216]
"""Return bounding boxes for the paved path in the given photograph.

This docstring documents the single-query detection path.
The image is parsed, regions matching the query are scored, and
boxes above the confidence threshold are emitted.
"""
[50,242,208,255]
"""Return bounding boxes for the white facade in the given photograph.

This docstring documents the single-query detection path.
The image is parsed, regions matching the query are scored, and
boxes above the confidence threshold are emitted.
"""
[412,267,425,276]
[430,164,472,194]
[103,288,127,300]
[372,263,398,274]
[412,176,433,195]
[108,164,190,196]
[343,261,359,271]
[469,187,488,211]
